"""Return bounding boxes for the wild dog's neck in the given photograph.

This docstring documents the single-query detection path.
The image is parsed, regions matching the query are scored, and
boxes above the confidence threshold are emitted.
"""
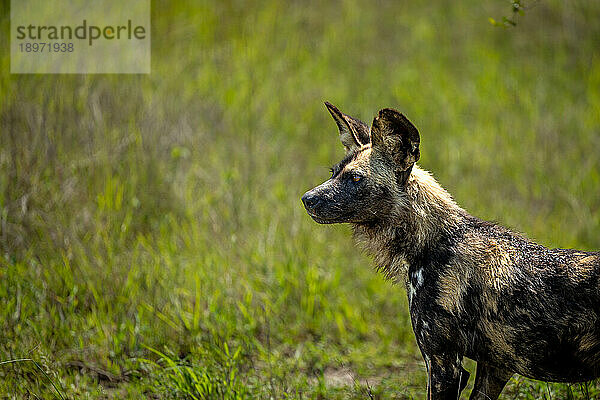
[352,165,465,282]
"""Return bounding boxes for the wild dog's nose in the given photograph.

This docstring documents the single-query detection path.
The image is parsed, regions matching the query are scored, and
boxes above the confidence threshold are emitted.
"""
[301,192,321,211]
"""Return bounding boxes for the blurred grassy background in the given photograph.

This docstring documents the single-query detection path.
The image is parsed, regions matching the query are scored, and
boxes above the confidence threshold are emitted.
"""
[1,0,599,398]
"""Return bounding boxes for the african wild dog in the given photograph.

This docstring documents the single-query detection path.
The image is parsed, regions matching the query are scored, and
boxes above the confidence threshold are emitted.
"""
[301,102,600,399]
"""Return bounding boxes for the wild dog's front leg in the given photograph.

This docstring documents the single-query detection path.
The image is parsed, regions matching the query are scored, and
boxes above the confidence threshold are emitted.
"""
[426,354,470,400]
[468,362,512,400]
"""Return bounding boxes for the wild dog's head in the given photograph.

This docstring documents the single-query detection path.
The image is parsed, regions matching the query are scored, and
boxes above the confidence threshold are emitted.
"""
[302,102,420,225]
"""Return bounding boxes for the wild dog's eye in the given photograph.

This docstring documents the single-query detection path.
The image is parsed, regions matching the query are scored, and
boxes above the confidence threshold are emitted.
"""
[352,174,362,183]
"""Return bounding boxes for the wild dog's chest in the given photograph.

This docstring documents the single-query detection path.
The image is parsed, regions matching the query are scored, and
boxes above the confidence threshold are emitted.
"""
[406,264,466,354]
[406,264,458,313]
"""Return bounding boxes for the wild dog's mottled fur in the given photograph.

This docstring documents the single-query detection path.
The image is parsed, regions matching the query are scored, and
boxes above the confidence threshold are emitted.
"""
[302,103,600,400]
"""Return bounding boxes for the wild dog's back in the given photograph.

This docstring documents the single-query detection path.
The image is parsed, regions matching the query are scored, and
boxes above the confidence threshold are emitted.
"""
[454,220,600,382]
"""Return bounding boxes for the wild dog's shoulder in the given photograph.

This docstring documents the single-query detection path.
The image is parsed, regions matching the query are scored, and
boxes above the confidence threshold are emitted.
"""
[461,215,531,244]
[457,215,546,265]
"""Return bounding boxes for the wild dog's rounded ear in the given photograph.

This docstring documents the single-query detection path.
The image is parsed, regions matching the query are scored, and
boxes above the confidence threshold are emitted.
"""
[370,108,420,171]
[324,101,371,153]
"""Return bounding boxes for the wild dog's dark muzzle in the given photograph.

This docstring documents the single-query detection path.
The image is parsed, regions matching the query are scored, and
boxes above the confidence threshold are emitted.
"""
[301,189,322,213]
[301,183,340,224]
[302,180,355,224]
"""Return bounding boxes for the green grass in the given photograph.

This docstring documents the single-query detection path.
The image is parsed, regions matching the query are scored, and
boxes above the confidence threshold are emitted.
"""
[1,0,600,398]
